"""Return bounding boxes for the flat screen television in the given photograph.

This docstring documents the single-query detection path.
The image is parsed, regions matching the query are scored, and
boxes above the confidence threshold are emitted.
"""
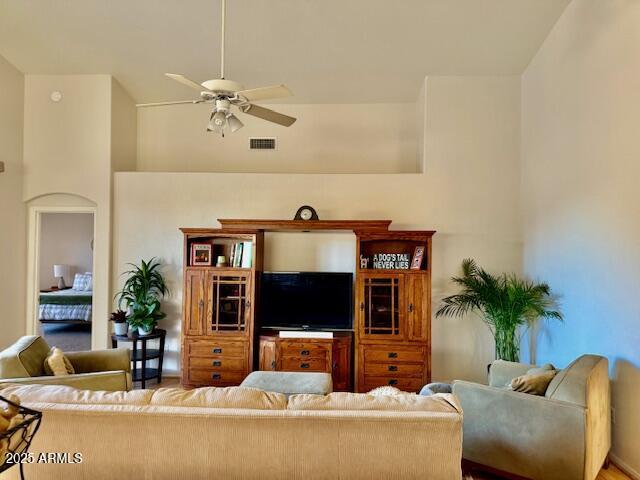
[260,272,353,330]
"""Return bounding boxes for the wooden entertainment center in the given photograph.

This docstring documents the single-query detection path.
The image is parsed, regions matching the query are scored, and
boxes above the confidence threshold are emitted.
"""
[180,220,434,392]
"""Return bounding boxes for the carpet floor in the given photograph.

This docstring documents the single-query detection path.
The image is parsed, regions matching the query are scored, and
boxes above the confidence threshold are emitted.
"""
[38,323,91,351]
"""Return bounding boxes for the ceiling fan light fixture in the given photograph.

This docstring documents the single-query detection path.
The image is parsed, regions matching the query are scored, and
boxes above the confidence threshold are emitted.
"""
[212,110,227,126]
[226,113,244,132]
[208,111,226,134]
[207,123,224,135]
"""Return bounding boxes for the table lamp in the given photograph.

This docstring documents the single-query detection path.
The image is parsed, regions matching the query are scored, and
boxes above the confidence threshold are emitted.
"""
[53,264,71,289]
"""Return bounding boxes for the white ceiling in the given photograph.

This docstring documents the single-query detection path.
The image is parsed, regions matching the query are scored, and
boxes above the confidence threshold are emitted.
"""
[0,0,570,103]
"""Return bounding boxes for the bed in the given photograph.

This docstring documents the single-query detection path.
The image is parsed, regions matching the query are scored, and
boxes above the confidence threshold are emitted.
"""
[39,274,93,323]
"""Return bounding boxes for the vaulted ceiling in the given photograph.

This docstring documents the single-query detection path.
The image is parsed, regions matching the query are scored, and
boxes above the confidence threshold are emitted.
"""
[0,0,570,103]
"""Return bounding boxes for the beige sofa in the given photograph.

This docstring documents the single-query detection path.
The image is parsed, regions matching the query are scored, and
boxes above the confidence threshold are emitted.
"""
[453,354,610,480]
[0,336,131,391]
[0,383,463,480]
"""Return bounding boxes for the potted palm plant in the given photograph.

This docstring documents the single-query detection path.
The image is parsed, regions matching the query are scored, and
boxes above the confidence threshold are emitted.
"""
[116,258,168,336]
[436,258,562,362]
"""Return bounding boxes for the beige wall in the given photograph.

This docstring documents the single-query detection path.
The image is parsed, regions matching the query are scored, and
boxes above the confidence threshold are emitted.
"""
[137,102,419,173]
[23,75,120,350]
[114,76,522,381]
[38,213,94,290]
[23,75,112,202]
[111,78,137,172]
[0,55,25,349]
[521,0,640,475]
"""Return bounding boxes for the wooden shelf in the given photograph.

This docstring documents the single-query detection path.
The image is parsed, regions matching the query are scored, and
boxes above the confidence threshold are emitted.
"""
[131,349,161,361]
[218,219,392,232]
[133,368,159,382]
[358,268,428,275]
[187,266,252,272]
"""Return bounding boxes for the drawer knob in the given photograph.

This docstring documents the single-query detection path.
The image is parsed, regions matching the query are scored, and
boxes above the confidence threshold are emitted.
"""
[300,363,310,369]
[300,350,310,356]
[388,379,398,385]
[388,365,398,372]
[387,352,398,359]
[271,360,276,370]
[213,348,222,354]
[212,360,221,367]
[212,374,221,380]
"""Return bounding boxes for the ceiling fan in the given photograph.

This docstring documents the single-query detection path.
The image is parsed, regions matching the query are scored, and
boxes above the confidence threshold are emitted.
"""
[136,0,296,136]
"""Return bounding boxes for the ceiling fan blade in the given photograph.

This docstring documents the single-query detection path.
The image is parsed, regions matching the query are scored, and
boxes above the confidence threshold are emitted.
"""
[241,104,296,127]
[165,73,210,91]
[136,100,204,108]
[236,84,292,102]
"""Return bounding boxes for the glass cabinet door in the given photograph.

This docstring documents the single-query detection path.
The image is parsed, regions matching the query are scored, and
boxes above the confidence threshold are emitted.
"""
[359,274,404,339]
[206,272,251,334]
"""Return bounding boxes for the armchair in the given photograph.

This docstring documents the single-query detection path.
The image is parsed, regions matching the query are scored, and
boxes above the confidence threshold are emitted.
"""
[453,355,610,480]
[0,336,131,391]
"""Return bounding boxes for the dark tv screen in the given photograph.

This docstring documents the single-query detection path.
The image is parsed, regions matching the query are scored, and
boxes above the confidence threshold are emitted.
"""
[260,272,353,330]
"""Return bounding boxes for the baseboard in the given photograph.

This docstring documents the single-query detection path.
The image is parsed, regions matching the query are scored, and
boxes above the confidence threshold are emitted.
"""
[611,453,640,480]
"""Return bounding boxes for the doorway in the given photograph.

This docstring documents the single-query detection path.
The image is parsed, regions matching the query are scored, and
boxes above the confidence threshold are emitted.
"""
[29,209,96,351]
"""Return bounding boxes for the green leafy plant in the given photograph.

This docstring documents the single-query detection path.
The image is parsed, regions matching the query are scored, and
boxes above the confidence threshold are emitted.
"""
[115,258,168,333]
[436,258,562,362]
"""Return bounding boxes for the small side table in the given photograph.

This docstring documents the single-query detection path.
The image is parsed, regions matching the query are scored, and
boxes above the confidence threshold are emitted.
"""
[111,328,166,388]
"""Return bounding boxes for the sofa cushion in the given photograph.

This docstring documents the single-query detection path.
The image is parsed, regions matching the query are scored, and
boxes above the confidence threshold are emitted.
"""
[240,371,332,395]
[0,383,153,405]
[368,386,407,396]
[288,391,462,413]
[150,387,287,410]
[0,336,51,378]
[488,360,535,387]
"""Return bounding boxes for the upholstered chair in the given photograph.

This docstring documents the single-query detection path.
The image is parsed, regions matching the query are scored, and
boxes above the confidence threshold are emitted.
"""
[453,354,611,480]
[0,336,131,391]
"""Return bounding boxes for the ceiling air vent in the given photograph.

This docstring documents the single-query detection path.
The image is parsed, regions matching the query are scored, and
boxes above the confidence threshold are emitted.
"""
[249,137,276,150]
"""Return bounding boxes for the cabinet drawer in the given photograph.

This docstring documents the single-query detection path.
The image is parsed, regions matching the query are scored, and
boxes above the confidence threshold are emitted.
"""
[364,345,425,364]
[281,357,328,372]
[188,368,245,386]
[362,375,424,393]
[364,362,424,378]
[280,342,329,359]
[190,357,246,371]
[186,340,246,358]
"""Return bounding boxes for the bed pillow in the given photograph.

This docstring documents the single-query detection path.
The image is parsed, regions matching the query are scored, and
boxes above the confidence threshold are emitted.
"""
[43,347,75,376]
[72,273,92,291]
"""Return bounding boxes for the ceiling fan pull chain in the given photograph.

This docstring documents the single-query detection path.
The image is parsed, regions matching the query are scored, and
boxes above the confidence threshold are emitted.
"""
[220,0,226,79]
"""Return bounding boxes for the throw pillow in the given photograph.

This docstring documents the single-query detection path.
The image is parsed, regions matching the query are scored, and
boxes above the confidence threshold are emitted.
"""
[83,272,93,291]
[43,347,75,376]
[72,273,92,291]
[526,363,556,375]
[510,370,557,395]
